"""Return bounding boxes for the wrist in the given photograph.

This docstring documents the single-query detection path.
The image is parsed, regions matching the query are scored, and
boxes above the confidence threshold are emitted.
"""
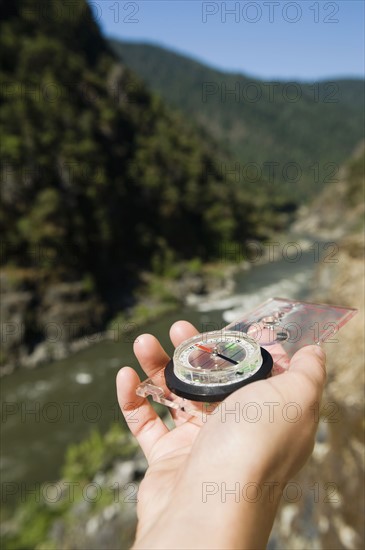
[134,472,283,549]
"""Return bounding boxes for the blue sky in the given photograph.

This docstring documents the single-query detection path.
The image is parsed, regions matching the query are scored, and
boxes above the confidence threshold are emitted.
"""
[89,1,365,80]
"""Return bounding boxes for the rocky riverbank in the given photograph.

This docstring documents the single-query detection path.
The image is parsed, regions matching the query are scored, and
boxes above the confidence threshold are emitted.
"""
[270,231,364,550]
[0,260,242,376]
[269,148,364,549]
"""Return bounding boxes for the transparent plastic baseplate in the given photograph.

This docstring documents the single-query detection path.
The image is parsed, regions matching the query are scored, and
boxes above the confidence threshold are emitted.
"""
[136,297,357,420]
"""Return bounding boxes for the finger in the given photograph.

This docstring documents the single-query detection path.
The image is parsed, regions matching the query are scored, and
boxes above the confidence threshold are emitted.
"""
[262,342,290,372]
[170,320,199,347]
[133,333,181,423]
[133,333,170,379]
[116,367,168,462]
[248,323,290,371]
[288,345,327,400]
[133,324,200,425]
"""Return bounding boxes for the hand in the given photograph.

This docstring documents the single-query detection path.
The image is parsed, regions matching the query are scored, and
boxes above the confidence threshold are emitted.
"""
[116,321,326,549]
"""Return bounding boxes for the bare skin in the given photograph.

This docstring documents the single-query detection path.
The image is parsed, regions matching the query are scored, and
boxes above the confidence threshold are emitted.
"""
[116,320,326,549]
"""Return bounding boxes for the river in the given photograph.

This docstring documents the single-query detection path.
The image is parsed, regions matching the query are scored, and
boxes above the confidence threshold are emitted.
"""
[1,245,318,504]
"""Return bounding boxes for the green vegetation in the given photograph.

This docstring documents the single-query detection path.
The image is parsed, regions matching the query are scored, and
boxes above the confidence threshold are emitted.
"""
[2,424,138,549]
[62,424,137,482]
[346,148,365,208]
[110,40,364,201]
[107,256,226,333]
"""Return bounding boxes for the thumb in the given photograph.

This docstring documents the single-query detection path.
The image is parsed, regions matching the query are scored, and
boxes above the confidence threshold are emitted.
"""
[289,344,327,397]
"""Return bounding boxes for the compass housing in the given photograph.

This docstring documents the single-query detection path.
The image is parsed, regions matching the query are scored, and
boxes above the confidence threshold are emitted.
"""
[164,330,273,402]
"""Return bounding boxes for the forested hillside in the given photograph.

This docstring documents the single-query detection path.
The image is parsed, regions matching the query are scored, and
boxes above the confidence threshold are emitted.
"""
[111,40,364,200]
[0,1,276,365]
[1,2,258,282]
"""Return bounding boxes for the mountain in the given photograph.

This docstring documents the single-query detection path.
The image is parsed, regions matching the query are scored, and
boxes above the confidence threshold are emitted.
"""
[110,40,364,201]
[1,4,279,282]
[0,0,271,366]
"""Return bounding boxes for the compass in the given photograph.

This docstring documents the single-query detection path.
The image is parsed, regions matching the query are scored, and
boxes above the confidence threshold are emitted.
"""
[164,330,273,402]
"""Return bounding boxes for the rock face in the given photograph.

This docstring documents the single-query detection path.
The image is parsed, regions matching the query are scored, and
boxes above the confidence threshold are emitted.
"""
[0,261,239,374]
[292,146,365,241]
[0,283,33,364]
[38,282,105,341]
[0,275,105,373]
[270,233,364,549]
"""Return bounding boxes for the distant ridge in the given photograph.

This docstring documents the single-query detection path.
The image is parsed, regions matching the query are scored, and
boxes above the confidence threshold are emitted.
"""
[111,39,364,201]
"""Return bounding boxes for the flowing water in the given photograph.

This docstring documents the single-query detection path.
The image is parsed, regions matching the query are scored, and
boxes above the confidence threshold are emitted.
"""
[1,246,319,504]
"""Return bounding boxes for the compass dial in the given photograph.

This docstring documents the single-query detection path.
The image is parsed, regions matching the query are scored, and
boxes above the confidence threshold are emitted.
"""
[173,330,263,386]
[164,330,273,402]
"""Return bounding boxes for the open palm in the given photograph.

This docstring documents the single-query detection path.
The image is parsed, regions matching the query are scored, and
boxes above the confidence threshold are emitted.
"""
[116,320,326,549]
[116,321,203,539]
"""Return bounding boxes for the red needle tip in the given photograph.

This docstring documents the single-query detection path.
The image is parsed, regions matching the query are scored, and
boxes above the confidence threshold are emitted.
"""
[196,343,213,353]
